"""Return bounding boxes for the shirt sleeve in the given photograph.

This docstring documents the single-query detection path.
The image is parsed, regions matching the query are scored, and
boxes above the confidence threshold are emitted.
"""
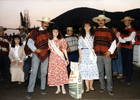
[123,31,136,41]
[118,36,126,43]
[78,37,83,48]
[27,38,37,52]
[108,40,116,54]
[61,38,67,50]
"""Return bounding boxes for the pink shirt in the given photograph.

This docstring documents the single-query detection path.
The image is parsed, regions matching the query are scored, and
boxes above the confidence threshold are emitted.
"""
[116,32,120,47]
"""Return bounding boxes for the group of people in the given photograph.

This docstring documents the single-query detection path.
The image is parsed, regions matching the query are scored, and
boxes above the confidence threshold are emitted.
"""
[0,14,139,99]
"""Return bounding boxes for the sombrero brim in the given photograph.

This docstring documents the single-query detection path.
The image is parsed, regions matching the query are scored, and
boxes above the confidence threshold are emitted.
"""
[64,30,75,31]
[37,20,54,23]
[121,18,135,22]
[92,17,111,23]
[0,28,7,31]
[16,28,25,30]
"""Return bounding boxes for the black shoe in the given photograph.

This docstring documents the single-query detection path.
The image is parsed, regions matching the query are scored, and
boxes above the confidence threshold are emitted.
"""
[100,89,106,93]
[91,89,95,92]
[108,91,114,96]
[26,92,32,99]
[127,82,131,86]
[41,89,46,95]
[85,90,89,94]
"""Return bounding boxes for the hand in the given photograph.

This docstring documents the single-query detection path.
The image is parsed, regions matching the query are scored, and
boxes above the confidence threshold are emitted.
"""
[11,61,16,65]
[79,57,81,64]
[18,62,23,67]
[9,41,12,44]
[104,51,111,58]
[66,59,69,65]
[67,47,71,52]
[35,49,42,53]
[59,46,62,51]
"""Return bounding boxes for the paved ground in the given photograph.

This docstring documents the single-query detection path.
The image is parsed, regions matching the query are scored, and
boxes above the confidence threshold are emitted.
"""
[0,66,140,100]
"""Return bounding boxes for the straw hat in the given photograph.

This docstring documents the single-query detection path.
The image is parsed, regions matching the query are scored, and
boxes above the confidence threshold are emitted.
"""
[64,27,75,31]
[16,25,25,30]
[92,14,111,23]
[121,16,135,22]
[37,17,54,23]
[0,26,7,31]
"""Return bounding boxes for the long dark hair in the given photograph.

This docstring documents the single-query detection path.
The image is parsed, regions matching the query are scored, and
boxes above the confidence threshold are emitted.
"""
[49,26,63,40]
[11,35,22,47]
[80,21,94,38]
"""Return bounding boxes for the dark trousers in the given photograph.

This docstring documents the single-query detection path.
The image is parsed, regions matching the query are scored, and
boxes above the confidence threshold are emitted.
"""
[121,47,133,82]
[67,52,79,76]
[0,54,10,78]
[23,57,31,80]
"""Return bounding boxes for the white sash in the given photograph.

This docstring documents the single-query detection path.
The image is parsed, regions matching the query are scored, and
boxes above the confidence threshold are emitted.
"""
[49,39,67,65]
[81,37,97,63]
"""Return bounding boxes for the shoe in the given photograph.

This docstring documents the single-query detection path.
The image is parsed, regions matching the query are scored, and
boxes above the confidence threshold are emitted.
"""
[18,81,21,84]
[127,82,131,86]
[113,73,118,76]
[104,75,107,79]
[62,89,66,94]
[108,91,114,96]
[121,79,126,82]
[117,75,123,79]
[26,92,32,99]
[41,89,46,95]
[91,89,95,92]
[55,90,61,94]
[100,89,106,93]
[85,90,89,93]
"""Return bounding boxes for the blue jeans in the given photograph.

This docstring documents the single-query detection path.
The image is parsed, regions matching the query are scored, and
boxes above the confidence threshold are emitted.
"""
[112,47,123,75]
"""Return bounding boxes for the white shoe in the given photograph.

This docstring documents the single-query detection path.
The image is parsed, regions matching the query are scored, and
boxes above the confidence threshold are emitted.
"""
[55,90,61,94]
[62,89,66,94]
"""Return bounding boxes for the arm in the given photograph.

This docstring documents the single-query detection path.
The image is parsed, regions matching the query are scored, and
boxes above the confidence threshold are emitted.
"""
[20,46,26,62]
[118,36,126,43]
[27,38,37,52]
[123,31,136,41]
[108,40,116,54]
[63,50,69,65]
[8,48,15,62]
[78,48,82,64]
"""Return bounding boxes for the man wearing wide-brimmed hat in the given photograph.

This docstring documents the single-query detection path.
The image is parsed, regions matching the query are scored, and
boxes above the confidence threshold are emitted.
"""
[0,26,11,81]
[64,27,79,76]
[25,17,54,99]
[119,16,136,86]
[92,15,118,96]
[17,26,28,45]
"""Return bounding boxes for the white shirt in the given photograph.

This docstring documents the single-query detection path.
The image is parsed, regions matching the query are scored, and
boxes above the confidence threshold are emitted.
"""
[98,26,116,54]
[11,45,22,62]
[119,26,136,44]
[27,27,44,52]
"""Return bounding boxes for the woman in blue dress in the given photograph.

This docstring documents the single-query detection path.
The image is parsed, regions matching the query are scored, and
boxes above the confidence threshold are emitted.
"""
[78,21,99,93]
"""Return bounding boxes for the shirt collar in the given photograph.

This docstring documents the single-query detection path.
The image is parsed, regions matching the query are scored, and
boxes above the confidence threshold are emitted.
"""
[98,26,108,29]
[39,27,44,31]
[65,34,70,36]
[125,25,131,29]
[15,45,20,48]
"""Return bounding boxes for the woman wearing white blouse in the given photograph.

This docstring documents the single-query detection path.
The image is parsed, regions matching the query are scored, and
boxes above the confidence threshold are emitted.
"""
[9,35,26,84]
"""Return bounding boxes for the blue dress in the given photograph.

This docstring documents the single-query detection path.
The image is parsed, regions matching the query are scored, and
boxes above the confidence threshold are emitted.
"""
[78,35,99,80]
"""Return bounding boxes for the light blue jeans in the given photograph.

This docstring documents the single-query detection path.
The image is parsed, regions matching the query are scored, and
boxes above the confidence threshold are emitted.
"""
[112,47,123,75]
